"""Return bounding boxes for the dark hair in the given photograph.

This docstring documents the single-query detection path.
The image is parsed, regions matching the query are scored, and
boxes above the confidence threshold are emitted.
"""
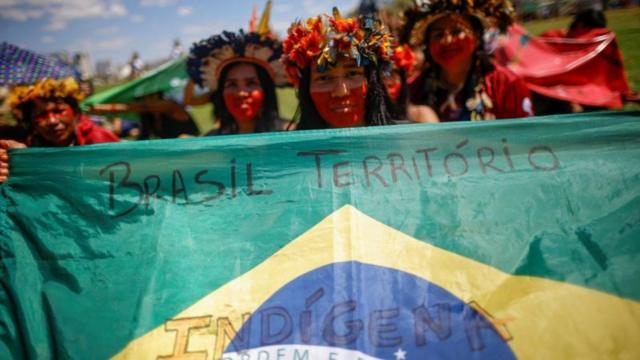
[20,96,80,131]
[418,14,494,108]
[569,9,607,32]
[212,62,279,134]
[390,68,409,120]
[295,63,397,130]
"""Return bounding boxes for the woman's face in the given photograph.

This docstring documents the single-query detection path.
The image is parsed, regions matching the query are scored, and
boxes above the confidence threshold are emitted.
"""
[428,14,478,67]
[384,70,402,102]
[309,57,367,128]
[31,98,78,146]
[222,62,264,123]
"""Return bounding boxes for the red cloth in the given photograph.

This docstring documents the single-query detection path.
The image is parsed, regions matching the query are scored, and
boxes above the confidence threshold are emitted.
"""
[75,115,119,145]
[494,24,631,108]
[484,64,534,120]
[408,63,533,121]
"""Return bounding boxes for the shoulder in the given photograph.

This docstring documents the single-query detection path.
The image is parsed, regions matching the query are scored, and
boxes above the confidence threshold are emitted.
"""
[483,64,534,118]
[407,104,439,123]
[483,63,530,100]
[76,115,120,145]
[484,63,525,86]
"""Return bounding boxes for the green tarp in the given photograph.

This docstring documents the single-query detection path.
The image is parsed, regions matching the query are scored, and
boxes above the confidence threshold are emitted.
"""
[82,56,188,107]
[1,112,639,359]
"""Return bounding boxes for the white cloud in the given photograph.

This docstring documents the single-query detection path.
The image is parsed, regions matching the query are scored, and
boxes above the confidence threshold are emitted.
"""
[93,36,132,50]
[0,0,129,31]
[72,36,132,53]
[177,6,192,16]
[110,1,127,16]
[0,0,20,6]
[181,22,230,44]
[130,14,144,23]
[96,25,119,35]
[41,35,54,44]
[45,19,67,31]
[0,8,45,21]
[140,0,177,7]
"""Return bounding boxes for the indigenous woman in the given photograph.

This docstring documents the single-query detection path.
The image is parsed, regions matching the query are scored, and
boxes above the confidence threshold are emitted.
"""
[281,8,398,130]
[404,0,534,122]
[186,30,287,135]
[0,78,119,183]
[384,43,425,121]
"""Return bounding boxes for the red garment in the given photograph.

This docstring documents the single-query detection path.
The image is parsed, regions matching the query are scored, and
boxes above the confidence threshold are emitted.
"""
[494,24,631,108]
[75,115,119,145]
[483,64,534,120]
[408,63,533,121]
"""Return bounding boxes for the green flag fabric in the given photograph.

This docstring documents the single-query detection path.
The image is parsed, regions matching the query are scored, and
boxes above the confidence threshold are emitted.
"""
[1,112,639,359]
[82,57,188,108]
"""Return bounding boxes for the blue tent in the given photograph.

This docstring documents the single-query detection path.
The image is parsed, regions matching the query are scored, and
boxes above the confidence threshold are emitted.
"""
[0,42,79,85]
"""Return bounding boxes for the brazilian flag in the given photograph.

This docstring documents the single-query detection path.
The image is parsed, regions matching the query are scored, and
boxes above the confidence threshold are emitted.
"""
[1,112,639,359]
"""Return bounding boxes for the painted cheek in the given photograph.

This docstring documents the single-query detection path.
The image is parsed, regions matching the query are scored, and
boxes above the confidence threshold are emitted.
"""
[34,107,74,126]
[60,107,75,117]
[223,90,264,124]
[311,84,367,128]
[386,81,402,102]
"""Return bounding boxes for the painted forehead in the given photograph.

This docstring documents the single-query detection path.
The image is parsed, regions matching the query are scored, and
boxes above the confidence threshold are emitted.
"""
[313,57,362,73]
[33,97,70,107]
[431,14,474,32]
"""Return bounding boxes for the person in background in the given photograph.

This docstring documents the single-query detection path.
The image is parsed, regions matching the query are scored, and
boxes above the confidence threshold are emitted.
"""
[128,52,144,80]
[281,8,398,130]
[87,92,199,139]
[404,0,534,122]
[567,8,607,38]
[187,30,288,135]
[384,43,437,122]
[170,39,185,59]
[0,78,119,182]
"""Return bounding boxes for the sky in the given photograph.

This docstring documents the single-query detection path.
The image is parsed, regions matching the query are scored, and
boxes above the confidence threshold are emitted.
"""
[0,0,361,66]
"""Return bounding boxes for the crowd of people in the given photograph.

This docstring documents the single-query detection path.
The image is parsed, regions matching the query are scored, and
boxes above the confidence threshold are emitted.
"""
[0,0,633,183]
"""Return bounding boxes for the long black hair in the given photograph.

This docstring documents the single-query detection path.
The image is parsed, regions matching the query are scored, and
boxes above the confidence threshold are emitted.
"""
[211,62,279,134]
[390,68,410,120]
[416,14,494,108]
[295,63,397,130]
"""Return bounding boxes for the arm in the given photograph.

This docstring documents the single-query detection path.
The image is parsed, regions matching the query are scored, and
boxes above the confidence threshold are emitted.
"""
[88,101,181,114]
[183,79,211,106]
[408,104,440,123]
[86,103,131,114]
[0,140,27,183]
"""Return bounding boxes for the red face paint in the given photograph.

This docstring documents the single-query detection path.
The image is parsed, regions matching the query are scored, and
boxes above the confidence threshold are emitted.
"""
[384,73,402,102]
[310,83,367,128]
[430,35,476,66]
[32,100,77,145]
[223,89,264,124]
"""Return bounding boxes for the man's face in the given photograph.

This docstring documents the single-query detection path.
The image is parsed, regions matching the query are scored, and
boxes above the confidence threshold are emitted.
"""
[31,98,78,146]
